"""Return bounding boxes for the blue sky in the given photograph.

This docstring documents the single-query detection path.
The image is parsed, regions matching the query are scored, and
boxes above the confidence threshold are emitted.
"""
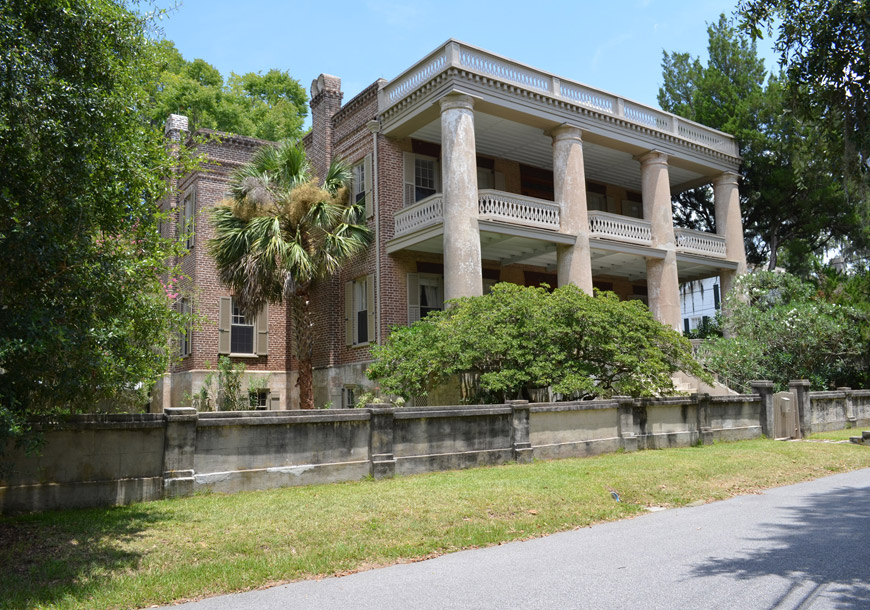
[157,0,778,124]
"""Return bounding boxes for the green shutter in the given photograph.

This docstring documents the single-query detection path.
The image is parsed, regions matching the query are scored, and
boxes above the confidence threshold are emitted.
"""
[366,274,376,343]
[345,281,353,346]
[403,152,415,206]
[218,296,231,354]
[407,273,419,325]
[256,303,268,356]
[364,153,373,218]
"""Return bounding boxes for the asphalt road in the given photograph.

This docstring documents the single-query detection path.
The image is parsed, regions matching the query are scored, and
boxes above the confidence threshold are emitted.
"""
[166,467,870,610]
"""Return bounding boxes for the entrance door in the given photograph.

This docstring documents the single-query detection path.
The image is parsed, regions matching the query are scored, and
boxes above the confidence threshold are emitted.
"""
[773,391,799,439]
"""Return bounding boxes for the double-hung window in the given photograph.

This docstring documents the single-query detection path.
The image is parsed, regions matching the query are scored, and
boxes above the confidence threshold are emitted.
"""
[403,153,440,206]
[345,275,375,346]
[351,153,373,217]
[407,273,444,324]
[178,297,191,357]
[182,188,195,249]
[218,297,268,356]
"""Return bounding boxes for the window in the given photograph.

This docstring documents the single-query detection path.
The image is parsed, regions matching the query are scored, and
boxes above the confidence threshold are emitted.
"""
[355,277,368,345]
[415,158,436,201]
[343,386,356,409]
[403,153,440,206]
[218,297,268,356]
[345,275,375,346]
[352,153,373,217]
[250,389,269,409]
[231,301,255,354]
[178,298,191,357]
[353,162,366,203]
[182,189,195,249]
[408,273,444,324]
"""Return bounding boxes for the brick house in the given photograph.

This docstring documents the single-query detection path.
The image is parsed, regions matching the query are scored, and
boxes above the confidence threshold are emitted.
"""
[151,39,746,411]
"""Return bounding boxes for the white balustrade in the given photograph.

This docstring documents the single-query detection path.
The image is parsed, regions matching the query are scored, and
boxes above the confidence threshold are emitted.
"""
[459,49,552,93]
[675,228,727,257]
[588,211,652,246]
[477,190,560,230]
[394,194,443,236]
[380,41,739,158]
[623,102,670,131]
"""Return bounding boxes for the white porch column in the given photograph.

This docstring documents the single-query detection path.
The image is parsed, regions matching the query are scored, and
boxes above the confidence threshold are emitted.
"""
[638,151,681,331]
[440,92,482,302]
[713,171,747,300]
[551,125,593,294]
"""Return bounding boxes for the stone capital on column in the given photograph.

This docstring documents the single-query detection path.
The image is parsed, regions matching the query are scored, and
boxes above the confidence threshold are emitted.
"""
[713,171,740,188]
[635,150,669,168]
[548,123,583,144]
[438,91,476,113]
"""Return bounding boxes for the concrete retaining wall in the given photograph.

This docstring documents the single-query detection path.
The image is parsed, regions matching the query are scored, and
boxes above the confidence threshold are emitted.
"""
[2,384,867,514]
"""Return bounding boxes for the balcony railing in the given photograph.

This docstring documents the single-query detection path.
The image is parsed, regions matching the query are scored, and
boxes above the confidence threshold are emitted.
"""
[675,228,727,258]
[478,190,560,230]
[394,194,443,236]
[394,193,727,260]
[380,40,739,157]
[588,211,652,246]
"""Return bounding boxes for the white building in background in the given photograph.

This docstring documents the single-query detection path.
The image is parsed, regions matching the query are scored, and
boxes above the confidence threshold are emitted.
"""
[680,276,721,333]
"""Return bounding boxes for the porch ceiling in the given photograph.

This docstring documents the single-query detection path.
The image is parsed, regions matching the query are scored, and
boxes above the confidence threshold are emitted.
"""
[410,113,708,193]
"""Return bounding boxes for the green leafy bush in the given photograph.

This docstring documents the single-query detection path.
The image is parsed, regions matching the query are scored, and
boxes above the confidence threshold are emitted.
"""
[368,284,706,403]
[698,271,867,390]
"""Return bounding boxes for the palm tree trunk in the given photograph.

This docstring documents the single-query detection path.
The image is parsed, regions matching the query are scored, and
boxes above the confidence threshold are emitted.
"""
[290,290,315,409]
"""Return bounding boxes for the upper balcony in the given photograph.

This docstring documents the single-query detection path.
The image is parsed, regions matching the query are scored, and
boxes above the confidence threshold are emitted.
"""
[378,40,740,171]
[392,189,727,260]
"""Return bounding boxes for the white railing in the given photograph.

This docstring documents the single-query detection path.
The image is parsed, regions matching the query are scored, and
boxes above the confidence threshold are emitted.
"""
[477,190,560,230]
[394,194,443,236]
[588,211,652,246]
[379,40,739,157]
[675,228,727,257]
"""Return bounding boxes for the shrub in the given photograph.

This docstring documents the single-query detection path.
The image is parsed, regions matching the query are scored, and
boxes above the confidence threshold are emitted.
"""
[368,284,707,403]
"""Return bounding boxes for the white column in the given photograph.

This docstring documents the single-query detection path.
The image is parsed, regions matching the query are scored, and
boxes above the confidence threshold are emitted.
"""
[439,92,482,302]
[713,171,747,300]
[638,151,681,331]
[551,125,593,294]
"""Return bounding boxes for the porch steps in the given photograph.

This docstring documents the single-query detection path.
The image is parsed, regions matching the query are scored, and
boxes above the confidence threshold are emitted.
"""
[849,430,870,446]
[671,371,738,397]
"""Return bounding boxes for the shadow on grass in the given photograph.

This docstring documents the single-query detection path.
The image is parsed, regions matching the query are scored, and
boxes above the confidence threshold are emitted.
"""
[0,502,173,609]
[689,482,870,609]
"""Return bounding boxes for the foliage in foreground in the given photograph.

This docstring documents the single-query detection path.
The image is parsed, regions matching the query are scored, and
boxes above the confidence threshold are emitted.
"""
[698,271,868,391]
[0,0,192,450]
[368,284,707,402]
[209,141,372,409]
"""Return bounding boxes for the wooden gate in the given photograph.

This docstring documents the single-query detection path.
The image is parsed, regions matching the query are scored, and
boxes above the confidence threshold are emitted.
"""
[773,391,799,439]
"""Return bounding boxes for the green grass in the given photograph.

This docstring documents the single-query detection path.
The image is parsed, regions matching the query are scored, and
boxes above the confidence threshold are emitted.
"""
[809,427,868,441]
[2,438,869,610]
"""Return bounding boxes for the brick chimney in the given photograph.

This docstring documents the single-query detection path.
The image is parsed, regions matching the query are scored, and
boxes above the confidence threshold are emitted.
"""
[309,74,343,181]
[165,113,189,142]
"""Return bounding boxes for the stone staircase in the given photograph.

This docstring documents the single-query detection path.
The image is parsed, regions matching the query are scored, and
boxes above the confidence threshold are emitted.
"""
[849,430,870,446]
[671,371,739,396]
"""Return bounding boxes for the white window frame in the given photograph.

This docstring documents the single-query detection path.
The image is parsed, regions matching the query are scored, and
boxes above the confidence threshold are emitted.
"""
[403,153,441,207]
[182,188,196,249]
[353,277,369,346]
[230,299,256,355]
[353,162,366,204]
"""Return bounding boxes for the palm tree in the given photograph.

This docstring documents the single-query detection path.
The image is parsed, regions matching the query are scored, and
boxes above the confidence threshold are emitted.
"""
[209,140,371,409]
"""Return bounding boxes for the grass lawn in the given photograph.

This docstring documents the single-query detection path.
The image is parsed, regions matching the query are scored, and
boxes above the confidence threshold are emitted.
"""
[809,428,869,441]
[2,438,869,610]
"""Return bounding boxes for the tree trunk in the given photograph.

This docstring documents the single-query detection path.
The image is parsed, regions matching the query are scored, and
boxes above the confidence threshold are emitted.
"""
[767,228,779,271]
[290,289,315,409]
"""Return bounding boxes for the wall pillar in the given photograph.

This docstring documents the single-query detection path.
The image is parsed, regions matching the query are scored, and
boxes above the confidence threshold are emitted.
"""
[369,407,396,479]
[837,387,856,427]
[507,400,533,463]
[440,92,482,302]
[697,393,714,445]
[713,172,747,304]
[789,379,811,438]
[615,396,638,452]
[162,407,198,499]
[638,151,681,330]
[751,381,775,438]
[551,125,593,294]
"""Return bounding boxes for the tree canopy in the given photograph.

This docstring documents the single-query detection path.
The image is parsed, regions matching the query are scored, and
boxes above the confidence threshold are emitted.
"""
[368,284,707,403]
[0,0,191,449]
[147,41,308,141]
[659,15,859,270]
